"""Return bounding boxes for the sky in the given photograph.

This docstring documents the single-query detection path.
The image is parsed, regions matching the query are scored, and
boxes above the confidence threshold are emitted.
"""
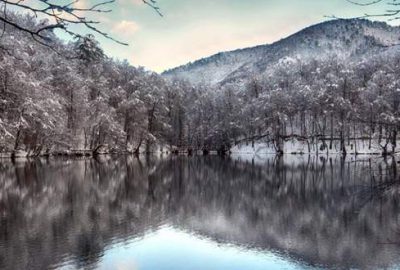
[62,0,392,73]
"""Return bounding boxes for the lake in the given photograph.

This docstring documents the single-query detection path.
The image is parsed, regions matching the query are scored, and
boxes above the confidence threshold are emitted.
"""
[0,155,399,270]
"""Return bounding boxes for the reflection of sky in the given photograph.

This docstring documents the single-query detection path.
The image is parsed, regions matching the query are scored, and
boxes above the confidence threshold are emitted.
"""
[97,226,318,270]
[51,0,393,72]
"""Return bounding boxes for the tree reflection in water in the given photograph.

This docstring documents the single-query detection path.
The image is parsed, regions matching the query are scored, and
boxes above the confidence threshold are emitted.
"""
[0,155,399,270]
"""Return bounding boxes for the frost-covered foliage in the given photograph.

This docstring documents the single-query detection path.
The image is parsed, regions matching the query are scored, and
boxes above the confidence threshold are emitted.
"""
[164,19,400,155]
[0,13,183,155]
[178,52,400,155]
[164,19,400,86]
[1,14,399,156]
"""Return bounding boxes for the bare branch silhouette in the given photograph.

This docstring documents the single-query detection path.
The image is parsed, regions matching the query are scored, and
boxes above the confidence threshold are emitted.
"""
[344,0,400,21]
[0,0,161,45]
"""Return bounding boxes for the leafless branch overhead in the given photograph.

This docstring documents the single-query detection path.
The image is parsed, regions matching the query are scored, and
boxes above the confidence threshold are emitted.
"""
[0,0,161,45]
[345,0,400,21]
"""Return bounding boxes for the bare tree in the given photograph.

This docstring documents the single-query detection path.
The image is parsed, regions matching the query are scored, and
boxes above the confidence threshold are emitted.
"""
[0,0,161,45]
[346,0,400,20]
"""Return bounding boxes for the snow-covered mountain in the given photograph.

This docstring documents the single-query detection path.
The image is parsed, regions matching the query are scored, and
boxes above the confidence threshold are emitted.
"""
[162,19,400,86]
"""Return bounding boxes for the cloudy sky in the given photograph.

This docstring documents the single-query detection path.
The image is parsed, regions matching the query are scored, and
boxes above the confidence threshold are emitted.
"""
[66,0,391,73]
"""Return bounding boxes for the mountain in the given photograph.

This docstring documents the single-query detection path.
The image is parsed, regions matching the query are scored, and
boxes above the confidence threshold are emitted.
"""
[162,19,400,86]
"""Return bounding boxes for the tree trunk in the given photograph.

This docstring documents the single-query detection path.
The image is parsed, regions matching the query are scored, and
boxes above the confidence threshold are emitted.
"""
[134,138,143,156]
[329,113,334,150]
[392,129,397,154]
[353,123,358,155]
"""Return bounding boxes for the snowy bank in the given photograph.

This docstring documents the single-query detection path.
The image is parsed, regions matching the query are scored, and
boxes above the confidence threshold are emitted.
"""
[231,138,398,155]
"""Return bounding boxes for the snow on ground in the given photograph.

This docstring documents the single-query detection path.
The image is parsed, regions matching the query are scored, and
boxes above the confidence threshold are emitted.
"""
[231,138,397,155]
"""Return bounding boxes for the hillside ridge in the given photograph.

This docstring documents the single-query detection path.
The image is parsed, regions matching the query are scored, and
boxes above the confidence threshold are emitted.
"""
[162,19,400,86]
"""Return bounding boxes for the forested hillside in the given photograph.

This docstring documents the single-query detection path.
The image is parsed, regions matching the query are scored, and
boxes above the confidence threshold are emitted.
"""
[164,19,400,86]
[166,19,400,155]
[0,13,399,156]
[0,13,188,156]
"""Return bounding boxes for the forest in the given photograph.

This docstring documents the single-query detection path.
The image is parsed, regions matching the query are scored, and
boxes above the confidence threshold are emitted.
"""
[0,12,400,157]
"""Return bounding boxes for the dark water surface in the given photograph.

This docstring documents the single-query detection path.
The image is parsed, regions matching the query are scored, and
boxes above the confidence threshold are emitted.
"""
[0,155,400,270]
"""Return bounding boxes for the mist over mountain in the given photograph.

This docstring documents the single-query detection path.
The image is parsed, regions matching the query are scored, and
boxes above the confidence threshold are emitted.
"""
[163,19,400,86]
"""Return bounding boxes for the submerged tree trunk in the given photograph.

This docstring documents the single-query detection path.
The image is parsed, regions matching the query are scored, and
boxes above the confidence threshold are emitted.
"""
[274,118,284,155]
[134,138,143,156]
[353,123,358,155]
[340,129,346,156]
[14,127,22,151]
[330,113,334,150]
[391,129,397,154]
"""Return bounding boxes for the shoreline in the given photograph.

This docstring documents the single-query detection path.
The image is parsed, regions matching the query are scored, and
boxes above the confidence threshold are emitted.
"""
[0,150,397,159]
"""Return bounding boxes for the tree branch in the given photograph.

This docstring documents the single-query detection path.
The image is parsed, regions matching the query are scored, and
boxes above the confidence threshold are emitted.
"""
[0,0,162,46]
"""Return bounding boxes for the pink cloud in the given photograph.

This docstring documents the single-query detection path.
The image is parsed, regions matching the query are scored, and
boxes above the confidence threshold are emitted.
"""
[112,20,140,38]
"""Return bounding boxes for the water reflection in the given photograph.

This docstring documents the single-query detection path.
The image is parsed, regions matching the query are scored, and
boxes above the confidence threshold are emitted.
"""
[97,226,313,270]
[0,155,399,270]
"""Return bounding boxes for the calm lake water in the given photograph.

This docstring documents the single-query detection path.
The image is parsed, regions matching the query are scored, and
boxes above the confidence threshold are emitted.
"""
[0,155,400,270]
